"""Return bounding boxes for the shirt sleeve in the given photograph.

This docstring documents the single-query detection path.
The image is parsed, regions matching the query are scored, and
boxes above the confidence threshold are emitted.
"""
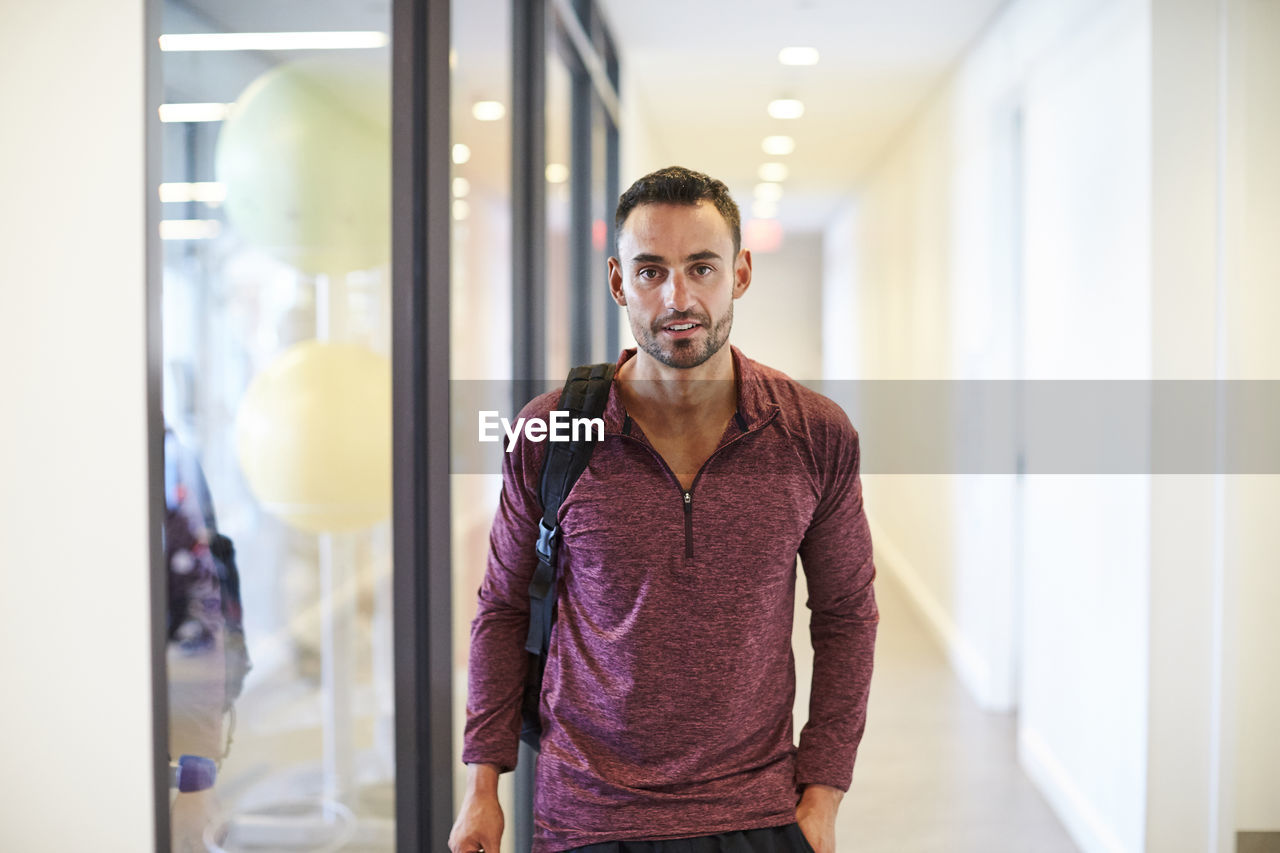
[795,417,878,792]
[460,398,552,772]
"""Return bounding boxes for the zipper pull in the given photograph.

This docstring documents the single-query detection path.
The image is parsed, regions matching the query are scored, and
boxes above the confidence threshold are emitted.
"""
[682,491,694,558]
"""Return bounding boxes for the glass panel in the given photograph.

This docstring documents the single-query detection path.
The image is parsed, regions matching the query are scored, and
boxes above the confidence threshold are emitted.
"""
[159,2,394,849]
[546,19,574,382]
[589,90,611,362]
[449,0,515,823]
[584,3,615,364]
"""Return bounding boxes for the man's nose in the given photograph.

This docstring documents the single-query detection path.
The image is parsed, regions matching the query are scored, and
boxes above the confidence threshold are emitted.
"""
[664,271,694,312]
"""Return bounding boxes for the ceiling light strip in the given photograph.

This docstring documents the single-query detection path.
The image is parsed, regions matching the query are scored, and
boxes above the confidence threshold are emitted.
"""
[160,220,222,240]
[158,102,231,123]
[159,182,227,203]
[159,31,389,52]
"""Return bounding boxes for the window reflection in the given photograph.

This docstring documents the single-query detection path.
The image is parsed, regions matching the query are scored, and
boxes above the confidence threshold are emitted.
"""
[160,1,394,849]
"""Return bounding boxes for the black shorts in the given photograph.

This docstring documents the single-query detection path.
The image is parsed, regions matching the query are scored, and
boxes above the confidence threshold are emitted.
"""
[564,823,815,853]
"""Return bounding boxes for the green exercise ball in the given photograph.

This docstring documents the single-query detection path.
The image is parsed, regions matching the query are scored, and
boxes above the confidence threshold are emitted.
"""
[216,58,390,275]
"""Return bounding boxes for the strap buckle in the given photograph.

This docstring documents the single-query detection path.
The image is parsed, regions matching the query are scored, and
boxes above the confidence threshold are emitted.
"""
[530,521,558,601]
[535,520,557,563]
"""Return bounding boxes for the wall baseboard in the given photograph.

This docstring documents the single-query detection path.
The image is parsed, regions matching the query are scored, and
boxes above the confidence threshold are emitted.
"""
[1020,725,1132,853]
[869,520,998,709]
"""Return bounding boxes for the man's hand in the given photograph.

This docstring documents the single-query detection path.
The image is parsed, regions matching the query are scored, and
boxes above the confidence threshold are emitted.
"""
[796,783,843,853]
[448,764,504,853]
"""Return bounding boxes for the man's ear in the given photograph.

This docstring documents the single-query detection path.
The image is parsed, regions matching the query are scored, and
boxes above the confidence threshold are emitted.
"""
[732,248,752,298]
[608,257,627,306]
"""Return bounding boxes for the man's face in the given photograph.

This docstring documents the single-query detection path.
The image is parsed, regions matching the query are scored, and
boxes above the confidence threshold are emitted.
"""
[608,201,751,370]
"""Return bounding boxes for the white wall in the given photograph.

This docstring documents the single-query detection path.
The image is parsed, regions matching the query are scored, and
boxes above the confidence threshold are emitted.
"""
[839,0,1280,849]
[827,0,1153,851]
[1016,6,1151,853]
[1147,0,1280,849]
[1146,0,1225,848]
[732,231,825,381]
[0,1,157,850]
[1221,0,1280,839]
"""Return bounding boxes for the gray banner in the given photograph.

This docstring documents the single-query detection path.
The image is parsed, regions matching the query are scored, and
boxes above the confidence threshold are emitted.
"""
[447,380,1280,475]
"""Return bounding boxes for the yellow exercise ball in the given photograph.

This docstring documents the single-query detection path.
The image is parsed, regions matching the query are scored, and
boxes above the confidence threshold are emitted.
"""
[235,340,391,533]
[216,58,390,275]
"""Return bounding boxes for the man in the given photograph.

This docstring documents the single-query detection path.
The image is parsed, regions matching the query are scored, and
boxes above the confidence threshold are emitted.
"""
[450,166,877,853]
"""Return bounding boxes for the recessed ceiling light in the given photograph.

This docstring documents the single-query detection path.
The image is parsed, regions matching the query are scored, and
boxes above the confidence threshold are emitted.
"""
[545,163,570,184]
[452,199,471,220]
[158,32,389,51]
[752,199,778,219]
[158,103,231,123]
[452,177,471,198]
[767,99,804,120]
[762,135,796,156]
[754,182,784,202]
[472,100,506,121]
[158,182,227,203]
[758,163,789,183]
[159,220,222,240]
[778,47,820,66]
[452,143,472,165]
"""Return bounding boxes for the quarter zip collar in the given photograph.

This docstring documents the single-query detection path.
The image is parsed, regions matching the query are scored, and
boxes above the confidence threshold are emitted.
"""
[601,345,781,437]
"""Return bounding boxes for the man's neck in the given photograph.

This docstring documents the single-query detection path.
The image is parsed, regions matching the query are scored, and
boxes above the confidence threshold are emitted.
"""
[618,345,737,430]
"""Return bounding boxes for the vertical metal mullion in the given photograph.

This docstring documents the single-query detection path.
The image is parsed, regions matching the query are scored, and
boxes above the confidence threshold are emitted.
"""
[513,1,547,850]
[392,0,454,848]
[601,15,621,359]
[568,18,593,366]
[145,0,171,846]
[514,0,548,405]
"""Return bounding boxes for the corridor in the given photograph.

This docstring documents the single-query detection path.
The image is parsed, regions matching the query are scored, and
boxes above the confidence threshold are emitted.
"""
[796,565,1079,852]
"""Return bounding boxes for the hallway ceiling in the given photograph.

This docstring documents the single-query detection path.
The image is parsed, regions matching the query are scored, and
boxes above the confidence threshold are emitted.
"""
[165,0,1009,233]
[596,0,1009,230]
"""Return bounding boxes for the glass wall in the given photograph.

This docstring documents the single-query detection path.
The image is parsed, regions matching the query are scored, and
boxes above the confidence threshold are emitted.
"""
[158,2,396,850]
[155,0,617,848]
[546,23,575,381]
[448,0,515,825]
[560,0,620,369]
[448,2,620,851]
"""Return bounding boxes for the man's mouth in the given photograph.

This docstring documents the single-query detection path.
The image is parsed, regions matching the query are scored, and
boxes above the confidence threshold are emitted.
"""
[665,322,699,332]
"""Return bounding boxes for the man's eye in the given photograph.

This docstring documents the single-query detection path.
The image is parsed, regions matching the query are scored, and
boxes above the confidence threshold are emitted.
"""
[638,268,661,280]
[693,265,713,276]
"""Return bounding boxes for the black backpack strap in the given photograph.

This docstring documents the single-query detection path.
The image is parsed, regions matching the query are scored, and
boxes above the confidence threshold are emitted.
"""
[524,362,616,660]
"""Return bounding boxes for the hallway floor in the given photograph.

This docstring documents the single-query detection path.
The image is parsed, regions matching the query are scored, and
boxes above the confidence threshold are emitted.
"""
[796,572,1081,853]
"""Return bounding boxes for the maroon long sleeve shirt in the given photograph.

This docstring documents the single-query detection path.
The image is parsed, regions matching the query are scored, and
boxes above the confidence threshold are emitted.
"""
[462,347,878,851]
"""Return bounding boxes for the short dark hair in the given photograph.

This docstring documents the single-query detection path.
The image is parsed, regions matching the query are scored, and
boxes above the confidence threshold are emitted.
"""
[614,166,742,255]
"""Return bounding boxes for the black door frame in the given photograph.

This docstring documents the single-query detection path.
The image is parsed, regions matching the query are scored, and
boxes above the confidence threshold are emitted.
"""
[391,0,455,849]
